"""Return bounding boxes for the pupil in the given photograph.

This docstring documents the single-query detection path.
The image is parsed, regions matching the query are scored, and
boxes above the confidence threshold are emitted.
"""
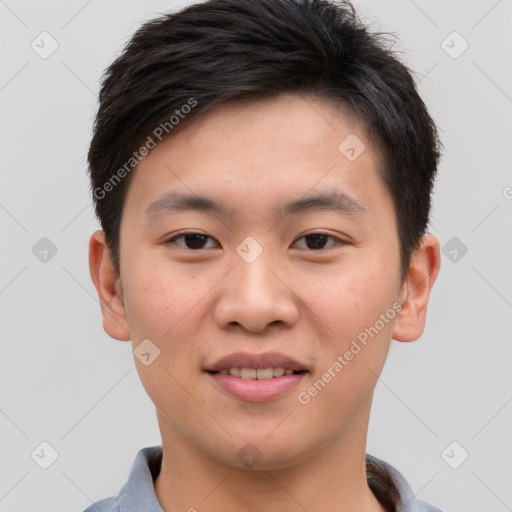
[306,234,327,249]
[185,234,207,249]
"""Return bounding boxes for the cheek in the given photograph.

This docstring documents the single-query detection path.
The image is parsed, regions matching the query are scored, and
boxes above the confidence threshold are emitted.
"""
[121,261,209,414]
[122,258,205,341]
[294,267,398,424]
[300,263,398,340]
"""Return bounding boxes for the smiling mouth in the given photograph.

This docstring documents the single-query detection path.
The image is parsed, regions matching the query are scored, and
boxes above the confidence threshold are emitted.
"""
[205,353,309,401]
[208,367,308,380]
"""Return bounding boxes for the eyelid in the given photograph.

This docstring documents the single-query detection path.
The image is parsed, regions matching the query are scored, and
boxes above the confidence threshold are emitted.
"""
[292,232,346,250]
[165,231,220,249]
[165,230,347,251]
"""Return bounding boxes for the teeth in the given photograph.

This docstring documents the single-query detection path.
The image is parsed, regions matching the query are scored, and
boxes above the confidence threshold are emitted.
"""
[273,367,285,377]
[221,367,297,379]
[256,368,274,380]
[229,367,241,377]
[240,368,257,379]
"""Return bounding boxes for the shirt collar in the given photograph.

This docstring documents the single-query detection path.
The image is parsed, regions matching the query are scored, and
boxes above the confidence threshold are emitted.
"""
[116,446,439,512]
[118,446,164,512]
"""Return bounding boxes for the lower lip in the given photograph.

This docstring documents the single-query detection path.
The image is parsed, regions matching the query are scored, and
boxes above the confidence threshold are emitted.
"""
[208,372,307,402]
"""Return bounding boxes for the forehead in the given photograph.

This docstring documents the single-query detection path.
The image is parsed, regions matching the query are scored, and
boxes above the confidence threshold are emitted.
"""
[124,93,388,218]
[166,93,372,162]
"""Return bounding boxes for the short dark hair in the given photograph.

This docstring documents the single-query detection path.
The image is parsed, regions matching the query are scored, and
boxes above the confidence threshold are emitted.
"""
[88,0,441,277]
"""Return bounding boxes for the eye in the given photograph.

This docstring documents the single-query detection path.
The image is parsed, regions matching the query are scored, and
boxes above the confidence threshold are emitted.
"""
[166,232,219,249]
[293,232,343,250]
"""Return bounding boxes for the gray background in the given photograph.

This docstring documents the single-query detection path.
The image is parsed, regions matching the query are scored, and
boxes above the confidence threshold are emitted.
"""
[1,1,511,511]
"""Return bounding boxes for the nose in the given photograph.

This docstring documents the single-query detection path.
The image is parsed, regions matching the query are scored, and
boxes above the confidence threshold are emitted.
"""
[213,249,300,334]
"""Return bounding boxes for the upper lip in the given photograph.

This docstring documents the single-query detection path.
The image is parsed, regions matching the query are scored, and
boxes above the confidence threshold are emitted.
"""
[205,352,309,372]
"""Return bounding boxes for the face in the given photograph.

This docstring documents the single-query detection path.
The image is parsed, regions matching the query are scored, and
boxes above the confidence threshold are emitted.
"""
[92,94,435,470]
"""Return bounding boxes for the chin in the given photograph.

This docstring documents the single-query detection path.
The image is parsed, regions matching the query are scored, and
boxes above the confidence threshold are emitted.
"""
[209,432,314,472]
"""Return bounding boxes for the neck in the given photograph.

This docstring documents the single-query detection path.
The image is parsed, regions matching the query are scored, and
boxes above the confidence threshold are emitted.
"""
[154,409,387,512]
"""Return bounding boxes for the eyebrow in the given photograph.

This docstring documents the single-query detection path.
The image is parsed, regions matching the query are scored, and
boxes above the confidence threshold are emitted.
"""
[144,190,366,220]
[145,191,231,218]
[276,190,366,217]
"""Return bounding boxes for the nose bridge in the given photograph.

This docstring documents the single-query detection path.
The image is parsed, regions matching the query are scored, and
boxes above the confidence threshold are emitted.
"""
[213,239,299,332]
[232,234,277,289]
[236,247,276,297]
[232,234,282,302]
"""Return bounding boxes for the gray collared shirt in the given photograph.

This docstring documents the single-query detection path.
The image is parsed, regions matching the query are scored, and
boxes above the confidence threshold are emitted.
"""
[83,446,442,512]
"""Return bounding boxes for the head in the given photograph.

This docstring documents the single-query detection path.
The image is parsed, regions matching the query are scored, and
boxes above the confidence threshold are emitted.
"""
[89,0,441,470]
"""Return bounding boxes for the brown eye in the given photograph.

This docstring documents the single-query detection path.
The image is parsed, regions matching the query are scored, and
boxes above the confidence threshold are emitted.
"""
[183,233,208,249]
[305,234,329,249]
[167,232,219,249]
[294,233,341,250]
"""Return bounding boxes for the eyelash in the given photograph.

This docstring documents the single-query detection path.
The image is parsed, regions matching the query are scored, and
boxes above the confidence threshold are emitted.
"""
[165,232,345,251]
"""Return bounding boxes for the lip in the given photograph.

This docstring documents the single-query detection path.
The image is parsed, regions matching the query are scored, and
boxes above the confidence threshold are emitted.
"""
[208,372,307,402]
[204,351,309,402]
[205,351,308,372]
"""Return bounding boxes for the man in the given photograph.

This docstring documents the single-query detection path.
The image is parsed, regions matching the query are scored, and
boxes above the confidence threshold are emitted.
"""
[87,0,442,510]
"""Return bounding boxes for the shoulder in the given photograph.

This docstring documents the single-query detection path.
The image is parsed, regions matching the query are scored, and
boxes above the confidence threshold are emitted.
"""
[82,496,120,512]
[366,454,443,512]
[80,446,163,512]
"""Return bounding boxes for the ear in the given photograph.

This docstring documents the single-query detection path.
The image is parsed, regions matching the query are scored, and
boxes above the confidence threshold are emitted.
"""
[89,230,131,341]
[392,234,441,342]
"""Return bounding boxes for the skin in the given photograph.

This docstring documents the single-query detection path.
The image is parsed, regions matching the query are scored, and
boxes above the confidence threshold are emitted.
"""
[89,93,440,512]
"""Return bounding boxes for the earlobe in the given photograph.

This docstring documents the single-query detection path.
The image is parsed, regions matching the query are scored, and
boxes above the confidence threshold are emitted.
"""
[89,230,131,341]
[392,234,441,343]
